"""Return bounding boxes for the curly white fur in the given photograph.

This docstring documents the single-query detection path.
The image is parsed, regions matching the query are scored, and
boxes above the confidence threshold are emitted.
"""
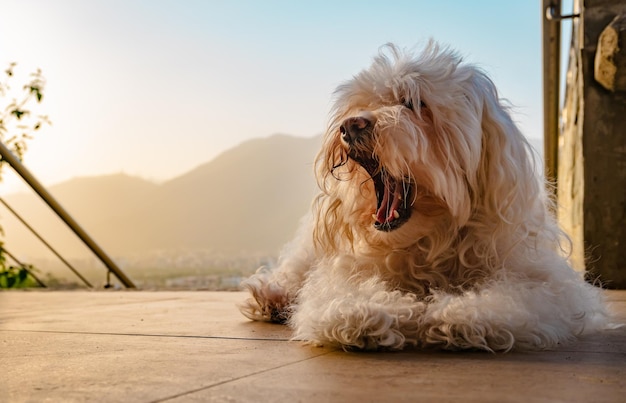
[239,41,610,352]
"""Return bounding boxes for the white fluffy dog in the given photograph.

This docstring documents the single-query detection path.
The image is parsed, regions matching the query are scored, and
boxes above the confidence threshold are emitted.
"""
[240,42,609,351]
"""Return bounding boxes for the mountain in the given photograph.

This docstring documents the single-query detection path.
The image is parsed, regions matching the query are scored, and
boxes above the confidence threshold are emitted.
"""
[1,134,321,262]
[1,134,544,266]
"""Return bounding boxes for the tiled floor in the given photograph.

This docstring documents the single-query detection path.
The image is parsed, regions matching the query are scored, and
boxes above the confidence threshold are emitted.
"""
[1,290,625,402]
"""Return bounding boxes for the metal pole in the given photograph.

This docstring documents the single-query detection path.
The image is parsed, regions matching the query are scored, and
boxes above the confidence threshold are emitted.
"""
[542,0,562,196]
[0,245,47,288]
[0,141,136,288]
[0,196,92,288]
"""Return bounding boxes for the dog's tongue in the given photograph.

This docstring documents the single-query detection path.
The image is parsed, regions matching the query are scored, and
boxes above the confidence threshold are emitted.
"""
[375,180,402,224]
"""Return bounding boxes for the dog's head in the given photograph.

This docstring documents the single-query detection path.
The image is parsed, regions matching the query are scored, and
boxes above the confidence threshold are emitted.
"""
[315,41,542,253]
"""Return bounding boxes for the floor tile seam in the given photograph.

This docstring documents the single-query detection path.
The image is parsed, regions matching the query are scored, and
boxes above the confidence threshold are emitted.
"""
[2,329,624,356]
[0,328,291,342]
[148,349,335,403]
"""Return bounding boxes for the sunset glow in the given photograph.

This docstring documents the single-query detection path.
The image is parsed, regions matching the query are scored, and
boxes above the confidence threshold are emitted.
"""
[0,1,559,194]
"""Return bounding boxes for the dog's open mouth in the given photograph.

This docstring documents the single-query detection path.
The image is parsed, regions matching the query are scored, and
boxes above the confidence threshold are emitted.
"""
[370,169,413,231]
[349,153,413,232]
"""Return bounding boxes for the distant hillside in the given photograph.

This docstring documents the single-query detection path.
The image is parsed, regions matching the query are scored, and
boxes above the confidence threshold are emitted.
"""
[1,134,543,268]
[1,134,321,262]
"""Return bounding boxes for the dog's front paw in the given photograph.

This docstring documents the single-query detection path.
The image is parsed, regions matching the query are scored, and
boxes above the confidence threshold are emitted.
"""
[239,267,291,323]
[294,297,420,351]
[337,327,407,351]
[334,308,411,350]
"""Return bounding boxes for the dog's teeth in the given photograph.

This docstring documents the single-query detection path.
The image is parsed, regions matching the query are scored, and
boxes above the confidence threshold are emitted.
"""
[393,210,400,219]
[372,214,378,221]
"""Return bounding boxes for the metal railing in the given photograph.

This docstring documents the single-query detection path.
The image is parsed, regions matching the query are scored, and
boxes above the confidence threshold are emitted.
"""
[0,245,47,287]
[0,140,135,288]
[0,196,93,288]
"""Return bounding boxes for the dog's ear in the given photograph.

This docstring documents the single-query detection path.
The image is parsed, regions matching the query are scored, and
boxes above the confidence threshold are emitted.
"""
[470,71,545,233]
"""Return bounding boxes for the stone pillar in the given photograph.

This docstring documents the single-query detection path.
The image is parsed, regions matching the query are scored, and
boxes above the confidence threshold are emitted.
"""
[559,0,626,288]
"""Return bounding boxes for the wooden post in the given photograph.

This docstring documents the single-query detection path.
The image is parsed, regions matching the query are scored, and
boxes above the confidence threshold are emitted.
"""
[542,0,563,192]
[559,0,626,288]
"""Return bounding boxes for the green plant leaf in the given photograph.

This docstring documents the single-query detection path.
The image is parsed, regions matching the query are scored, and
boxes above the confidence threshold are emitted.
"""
[18,268,28,282]
[11,109,26,119]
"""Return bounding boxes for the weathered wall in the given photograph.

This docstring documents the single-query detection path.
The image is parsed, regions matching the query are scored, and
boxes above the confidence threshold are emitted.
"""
[559,0,626,288]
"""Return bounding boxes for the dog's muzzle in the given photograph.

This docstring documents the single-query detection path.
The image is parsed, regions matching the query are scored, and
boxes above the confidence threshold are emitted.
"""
[340,117,413,232]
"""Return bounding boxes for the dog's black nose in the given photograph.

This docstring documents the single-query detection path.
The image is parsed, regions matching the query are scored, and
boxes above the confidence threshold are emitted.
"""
[340,117,371,144]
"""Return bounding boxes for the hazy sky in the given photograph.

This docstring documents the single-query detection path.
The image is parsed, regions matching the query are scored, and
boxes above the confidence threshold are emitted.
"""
[0,1,571,194]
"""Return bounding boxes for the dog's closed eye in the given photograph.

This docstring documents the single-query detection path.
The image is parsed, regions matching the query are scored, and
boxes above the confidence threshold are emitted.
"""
[401,98,426,110]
